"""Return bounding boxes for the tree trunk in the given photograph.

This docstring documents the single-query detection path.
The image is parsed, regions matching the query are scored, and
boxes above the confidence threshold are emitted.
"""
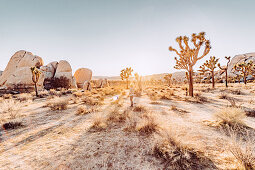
[35,83,38,97]
[244,74,247,84]
[126,79,129,89]
[212,71,215,88]
[188,70,193,97]
[225,70,228,88]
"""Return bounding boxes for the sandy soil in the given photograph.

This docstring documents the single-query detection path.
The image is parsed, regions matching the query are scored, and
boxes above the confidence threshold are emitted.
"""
[0,83,254,169]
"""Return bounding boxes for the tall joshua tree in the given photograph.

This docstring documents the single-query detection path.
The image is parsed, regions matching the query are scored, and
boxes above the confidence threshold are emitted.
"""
[30,66,41,97]
[164,73,172,86]
[218,56,231,88]
[120,67,133,89]
[169,32,211,97]
[203,56,219,88]
[234,61,254,84]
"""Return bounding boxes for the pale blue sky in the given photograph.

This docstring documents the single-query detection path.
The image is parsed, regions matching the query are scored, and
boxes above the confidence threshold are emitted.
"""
[0,0,254,76]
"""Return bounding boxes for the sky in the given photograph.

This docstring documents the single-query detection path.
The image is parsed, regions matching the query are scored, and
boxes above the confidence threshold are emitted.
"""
[0,0,254,76]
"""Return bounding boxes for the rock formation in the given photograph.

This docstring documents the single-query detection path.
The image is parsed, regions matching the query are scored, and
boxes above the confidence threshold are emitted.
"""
[74,68,92,88]
[228,52,255,76]
[0,71,3,77]
[0,50,44,92]
[97,78,109,88]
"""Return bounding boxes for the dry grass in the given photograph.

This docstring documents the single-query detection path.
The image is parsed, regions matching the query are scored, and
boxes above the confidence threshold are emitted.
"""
[82,96,102,106]
[229,131,255,169]
[133,105,147,112]
[90,113,107,131]
[0,99,21,123]
[46,97,69,111]
[16,93,33,102]
[135,112,159,135]
[214,107,246,127]
[218,93,228,99]
[76,105,98,115]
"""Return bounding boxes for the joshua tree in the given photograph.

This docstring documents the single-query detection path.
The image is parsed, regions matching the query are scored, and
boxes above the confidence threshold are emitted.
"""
[197,65,208,83]
[218,56,231,87]
[169,32,211,97]
[203,56,219,88]
[30,66,41,97]
[234,61,254,84]
[164,73,172,86]
[120,67,133,88]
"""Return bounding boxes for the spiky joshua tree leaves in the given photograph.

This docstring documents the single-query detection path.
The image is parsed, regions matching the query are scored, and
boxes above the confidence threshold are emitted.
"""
[169,32,211,97]
[203,56,219,88]
[120,67,133,89]
[197,65,208,83]
[164,74,172,86]
[30,66,41,97]
[234,61,254,84]
[218,56,231,87]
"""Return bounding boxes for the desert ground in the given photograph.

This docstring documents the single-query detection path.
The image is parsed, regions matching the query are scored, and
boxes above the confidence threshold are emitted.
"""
[0,82,255,170]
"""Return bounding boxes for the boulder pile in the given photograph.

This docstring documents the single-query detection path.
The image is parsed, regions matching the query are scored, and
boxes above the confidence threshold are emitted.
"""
[0,50,92,93]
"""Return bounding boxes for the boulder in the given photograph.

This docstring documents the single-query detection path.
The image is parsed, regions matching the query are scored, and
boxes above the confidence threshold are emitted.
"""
[0,71,2,77]
[53,60,72,88]
[74,68,92,88]
[228,53,255,76]
[71,76,77,89]
[4,67,44,92]
[0,50,44,91]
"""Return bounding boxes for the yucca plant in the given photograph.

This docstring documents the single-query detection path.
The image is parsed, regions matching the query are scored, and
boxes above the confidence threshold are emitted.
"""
[203,56,219,88]
[218,56,231,87]
[30,66,41,97]
[169,32,211,97]
[120,67,133,89]
[234,61,254,84]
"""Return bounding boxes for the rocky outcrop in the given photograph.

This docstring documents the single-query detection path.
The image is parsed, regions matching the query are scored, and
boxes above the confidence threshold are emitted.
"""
[228,53,255,76]
[0,50,44,92]
[74,68,92,88]
[0,71,2,77]
[97,78,109,88]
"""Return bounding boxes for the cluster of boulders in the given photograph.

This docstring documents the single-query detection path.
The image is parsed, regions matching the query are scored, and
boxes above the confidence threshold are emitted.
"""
[0,50,93,93]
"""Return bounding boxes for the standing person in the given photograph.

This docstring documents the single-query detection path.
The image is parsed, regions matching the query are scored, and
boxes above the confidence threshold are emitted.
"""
[129,83,135,107]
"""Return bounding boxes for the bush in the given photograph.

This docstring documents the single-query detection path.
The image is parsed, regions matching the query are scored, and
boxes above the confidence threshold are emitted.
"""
[214,107,246,127]
[46,97,69,111]
[44,76,71,89]
[76,105,97,115]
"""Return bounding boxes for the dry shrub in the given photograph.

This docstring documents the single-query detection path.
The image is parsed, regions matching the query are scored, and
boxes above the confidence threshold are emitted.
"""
[73,91,84,98]
[214,107,246,127]
[193,93,207,103]
[218,93,228,99]
[133,105,147,112]
[2,121,23,130]
[160,93,172,100]
[106,107,129,124]
[230,89,243,95]
[1,99,21,120]
[150,101,162,105]
[76,105,98,115]
[135,112,159,135]
[46,97,69,111]
[82,96,101,106]
[229,131,255,169]
[90,113,107,131]
[16,93,32,102]
[148,93,160,101]
[3,94,12,99]
[153,127,216,169]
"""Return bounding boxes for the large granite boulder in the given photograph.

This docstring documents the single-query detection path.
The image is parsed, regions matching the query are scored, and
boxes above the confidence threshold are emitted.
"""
[74,68,92,88]
[228,53,255,76]
[0,50,44,92]
[53,60,73,88]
